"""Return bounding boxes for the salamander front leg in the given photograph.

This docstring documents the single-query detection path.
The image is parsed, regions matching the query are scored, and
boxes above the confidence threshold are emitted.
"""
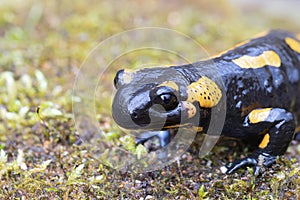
[135,130,171,147]
[226,108,295,175]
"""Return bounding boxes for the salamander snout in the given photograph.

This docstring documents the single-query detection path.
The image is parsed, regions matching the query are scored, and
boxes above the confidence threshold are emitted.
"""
[112,67,195,130]
[112,83,183,130]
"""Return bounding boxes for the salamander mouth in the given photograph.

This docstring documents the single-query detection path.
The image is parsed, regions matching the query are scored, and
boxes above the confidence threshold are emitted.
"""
[143,102,184,129]
[113,100,198,130]
[148,101,198,130]
[148,101,193,126]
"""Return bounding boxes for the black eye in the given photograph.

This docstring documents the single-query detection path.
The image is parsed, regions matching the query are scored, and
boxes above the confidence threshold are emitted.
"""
[156,93,178,111]
[113,69,125,89]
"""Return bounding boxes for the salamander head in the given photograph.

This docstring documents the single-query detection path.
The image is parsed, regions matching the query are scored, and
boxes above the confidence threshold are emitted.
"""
[112,66,222,130]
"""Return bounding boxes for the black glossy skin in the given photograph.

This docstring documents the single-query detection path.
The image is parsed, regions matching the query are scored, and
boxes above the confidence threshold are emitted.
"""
[112,30,300,174]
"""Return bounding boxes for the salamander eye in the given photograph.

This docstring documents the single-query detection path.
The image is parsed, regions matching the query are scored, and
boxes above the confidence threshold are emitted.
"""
[113,69,134,89]
[114,69,124,89]
[156,93,178,111]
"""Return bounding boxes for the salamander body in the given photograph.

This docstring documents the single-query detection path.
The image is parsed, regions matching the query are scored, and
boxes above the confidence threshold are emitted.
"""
[112,30,300,174]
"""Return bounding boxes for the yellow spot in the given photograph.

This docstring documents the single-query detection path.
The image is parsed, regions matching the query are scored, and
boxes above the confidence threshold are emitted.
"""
[248,108,272,124]
[285,37,300,54]
[253,30,269,38]
[164,124,186,129]
[195,126,203,132]
[212,31,269,58]
[232,51,281,69]
[158,81,179,91]
[214,40,250,58]
[259,133,270,149]
[187,76,222,108]
[295,125,300,133]
[297,34,300,41]
[182,101,197,118]
[123,69,135,84]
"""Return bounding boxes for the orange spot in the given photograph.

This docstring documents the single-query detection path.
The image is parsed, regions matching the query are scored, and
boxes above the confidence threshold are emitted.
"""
[213,40,250,58]
[248,108,272,124]
[196,126,203,132]
[285,37,300,54]
[182,101,197,118]
[212,31,270,58]
[158,81,179,91]
[187,76,222,108]
[259,133,270,149]
[253,30,269,38]
[123,69,136,84]
[233,51,281,69]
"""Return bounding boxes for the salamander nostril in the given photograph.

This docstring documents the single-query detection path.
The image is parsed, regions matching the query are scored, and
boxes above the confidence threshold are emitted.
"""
[130,110,151,127]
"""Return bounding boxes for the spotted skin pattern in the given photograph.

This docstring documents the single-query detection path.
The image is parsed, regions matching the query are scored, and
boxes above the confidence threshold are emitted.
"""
[112,30,300,174]
[186,76,222,108]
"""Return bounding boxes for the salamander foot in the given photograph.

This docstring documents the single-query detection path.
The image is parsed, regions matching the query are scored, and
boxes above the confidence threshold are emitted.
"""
[225,153,277,175]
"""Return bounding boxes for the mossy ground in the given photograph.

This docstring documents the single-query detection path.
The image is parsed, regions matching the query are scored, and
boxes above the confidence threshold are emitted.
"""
[0,0,300,199]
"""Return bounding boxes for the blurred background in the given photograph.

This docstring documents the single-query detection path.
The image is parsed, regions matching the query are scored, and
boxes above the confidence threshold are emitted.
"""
[1,0,300,116]
[1,0,300,75]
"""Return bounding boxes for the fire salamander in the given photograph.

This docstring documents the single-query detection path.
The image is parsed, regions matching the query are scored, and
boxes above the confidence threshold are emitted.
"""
[112,30,300,174]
